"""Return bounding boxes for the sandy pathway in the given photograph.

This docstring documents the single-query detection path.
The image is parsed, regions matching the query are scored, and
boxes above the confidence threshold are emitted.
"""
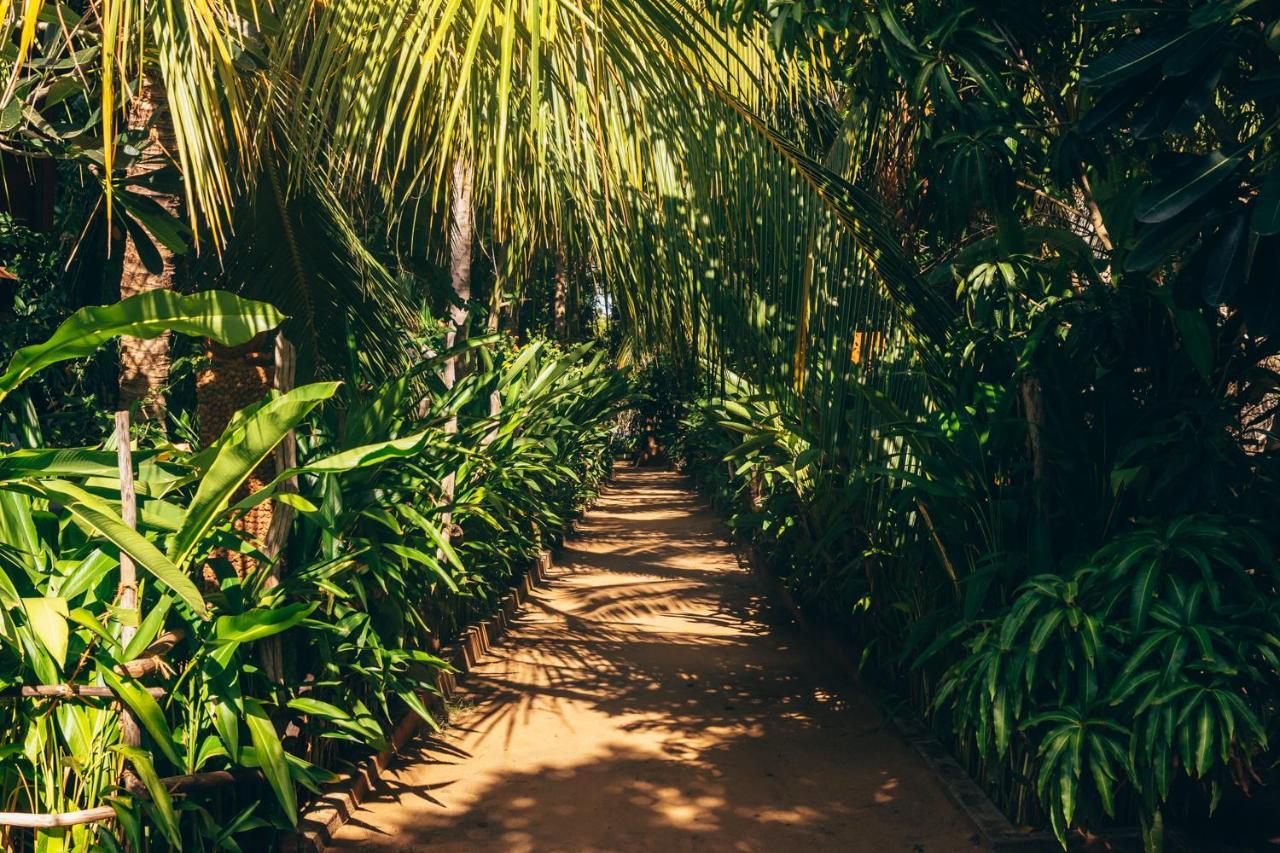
[329,469,977,852]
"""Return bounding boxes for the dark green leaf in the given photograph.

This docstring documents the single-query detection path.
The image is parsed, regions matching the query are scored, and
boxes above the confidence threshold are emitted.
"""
[1252,170,1280,236]
[1136,152,1242,223]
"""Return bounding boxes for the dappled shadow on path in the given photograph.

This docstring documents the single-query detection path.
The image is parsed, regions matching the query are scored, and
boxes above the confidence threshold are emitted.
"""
[329,469,977,852]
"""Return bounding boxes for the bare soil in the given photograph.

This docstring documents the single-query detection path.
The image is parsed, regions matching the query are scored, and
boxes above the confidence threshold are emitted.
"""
[329,469,978,852]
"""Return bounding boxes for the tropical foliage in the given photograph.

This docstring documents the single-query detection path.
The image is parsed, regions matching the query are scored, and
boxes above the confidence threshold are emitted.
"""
[658,0,1280,849]
[0,291,621,849]
[3,0,1280,849]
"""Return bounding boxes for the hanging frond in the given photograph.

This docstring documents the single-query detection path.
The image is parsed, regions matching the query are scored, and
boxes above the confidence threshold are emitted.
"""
[204,154,416,382]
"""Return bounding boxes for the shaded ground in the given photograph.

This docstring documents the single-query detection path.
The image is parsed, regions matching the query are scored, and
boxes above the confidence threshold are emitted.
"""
[329,469,978,852]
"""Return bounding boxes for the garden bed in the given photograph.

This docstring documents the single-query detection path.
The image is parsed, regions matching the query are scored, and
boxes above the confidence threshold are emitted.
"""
[282,551,553,850]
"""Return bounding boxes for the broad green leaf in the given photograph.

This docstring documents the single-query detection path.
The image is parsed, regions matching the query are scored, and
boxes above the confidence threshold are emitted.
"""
[1200,213,1250,305]
[499,341,545,388]
[102,669,182,768]
[226,428,443,518]
[215,602,317,643]
[117,746,181,847]
[21,597,68,668]
[397,503,464,573]
[0,290,284,403]
[1124,217,1202,272]
[275,492,319,513]
[1136,152,1242,223]
[194,734,229,770]
[0,489,43,572]
[214,697,241,761]
[1060,731,1081,826]
[0,448,121,482]
[121,595,173,662]
[122,212,165,275]
[245,698,296,823]
[1194,702,1213,776]
[302,430,432,474]
[1081,31,1200,87]
[1089,735,1117,817]
[385,544,459,591]
[286,751,343,793]
[23,480,206,616]
[170,383,339,569]
[1028,610,1064,653]
[286,697,354,721]
[396,689,440,731]
[56,549,118,601]
[118,190,190,255]
[67,607,117,649]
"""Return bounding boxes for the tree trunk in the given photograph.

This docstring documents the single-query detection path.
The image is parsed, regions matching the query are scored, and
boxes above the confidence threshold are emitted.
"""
[118,76,178,420]
[552,244,568,340]
[568,263,582,341]
[196,334,275,585]
[510,280,523,342]
[1021,373,1046,487]
[442,152,474,393]
[484,246,505,446]
[439,151,474,537]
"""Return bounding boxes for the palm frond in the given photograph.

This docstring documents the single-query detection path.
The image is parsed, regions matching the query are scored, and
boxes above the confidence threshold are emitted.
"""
[203,155,416,382]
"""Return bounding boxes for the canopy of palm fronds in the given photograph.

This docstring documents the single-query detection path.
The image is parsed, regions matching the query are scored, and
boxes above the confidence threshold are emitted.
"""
[265,0,934,445]
[3,0,925,412]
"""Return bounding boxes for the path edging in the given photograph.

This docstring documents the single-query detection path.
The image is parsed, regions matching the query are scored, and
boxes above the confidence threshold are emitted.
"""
[282,504,592,852]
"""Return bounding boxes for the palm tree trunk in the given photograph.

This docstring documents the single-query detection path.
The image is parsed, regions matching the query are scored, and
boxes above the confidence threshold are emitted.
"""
[196,334,276,585]
[553,244,568,339]
[484,245,506,446]
[442,152,474,392]
[440,151,474,533]
[566,258,582,341]
[510,279,523,341]
[117,76,178,420]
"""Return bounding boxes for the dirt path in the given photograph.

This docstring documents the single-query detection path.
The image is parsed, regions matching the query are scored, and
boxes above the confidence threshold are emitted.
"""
[329,469,977,852]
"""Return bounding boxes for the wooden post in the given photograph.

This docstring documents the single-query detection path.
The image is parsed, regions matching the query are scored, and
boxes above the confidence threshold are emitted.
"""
[114,411,141,749]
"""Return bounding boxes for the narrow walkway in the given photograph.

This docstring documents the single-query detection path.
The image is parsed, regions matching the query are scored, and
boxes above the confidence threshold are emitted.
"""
[331,469,976,852]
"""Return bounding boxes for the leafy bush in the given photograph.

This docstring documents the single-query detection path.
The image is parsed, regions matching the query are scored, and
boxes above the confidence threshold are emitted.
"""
[0,294,624,850]
[670,2,1280,849]
[0,214,112,447]
[931,517,1279,846]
